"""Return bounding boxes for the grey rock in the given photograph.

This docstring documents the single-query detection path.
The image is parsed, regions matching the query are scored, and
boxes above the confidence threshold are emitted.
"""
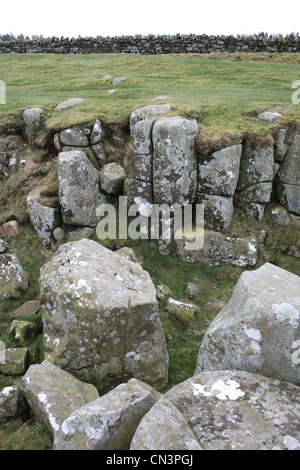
[130,104,171,136]
[239,182,273,203]
[58,150,105,227]
[27,187,60,245]
[53,133,62,152]
[0,254,28,300]
[92,142,107,166]
[166,298,199,325]
[0,386,27,423]
[270,205,292,226]
[55,378,161,450]
[237,201,266,220]
[0,348,28,375]
[199,194,234,231]
[277,135,300,186]
[196,263,300,386]
[156,284,172,300]
[100,162,126,195]
[258,111,282,123]
[112,76,126,85]
[276,182,300,215]
[54,98,83,112]
[152,116,198,205]
[132,120,153,156]
[132,370,300,450]
[173,229,257,267]
[198,144,242,197]
[23,107,45,149]
[67,227,95,242]
[131,397,202,450]
[274,128,288,163]
[237,143,274,190]
[90,119,104,145]
[60,128,89,147]
[21,360,99,440]
[53,227,65,242]
[40,239,169,394]
[186,283,200,300]
[124,177,153,212]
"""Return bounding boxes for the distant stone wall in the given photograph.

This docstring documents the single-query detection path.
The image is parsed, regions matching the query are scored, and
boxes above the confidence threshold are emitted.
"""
[0,33,299,54]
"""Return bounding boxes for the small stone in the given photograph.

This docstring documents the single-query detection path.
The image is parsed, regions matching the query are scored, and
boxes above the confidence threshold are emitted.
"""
[0,254,29,300]
[166,298,199,325]
[10,300,41,320]
[186,283,200,300]
[0,348,28,375]
[53,227,65,242]
[54,98,83,112]
[156,284,172,300]
[258,111,282,123]
[9,320,38,347]
[0,220,19,237]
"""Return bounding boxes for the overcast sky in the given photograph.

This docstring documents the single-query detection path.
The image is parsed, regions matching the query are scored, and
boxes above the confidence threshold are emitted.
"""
[1,0,299,38]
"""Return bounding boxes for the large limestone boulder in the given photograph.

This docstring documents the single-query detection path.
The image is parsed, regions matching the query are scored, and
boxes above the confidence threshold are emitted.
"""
[21,360,99,441]
[195,263,300,386]
[55,379,161,450]
[58,150,105,227]
[40,239,169,394]
[131,370,300,450]
[152,116,198,205]
[0,254,28,300]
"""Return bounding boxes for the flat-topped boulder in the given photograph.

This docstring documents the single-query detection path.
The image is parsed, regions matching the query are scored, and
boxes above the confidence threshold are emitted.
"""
[40,239,169,394]
[131,370,300,450]
[196,263,300,386]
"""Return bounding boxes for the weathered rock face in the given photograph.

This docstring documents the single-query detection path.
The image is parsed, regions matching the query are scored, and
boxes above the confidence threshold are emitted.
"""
[173,229,257,267]
[237,142,274,219]
[60,128,89,147]
[40,239,169,394]
[152,116,198,205]
[100,162,126,195]
[195,263,300,386]
[58,150,105,227]
[131,370,300,450]
[198,144,242,197]
[55,378,161,450]
[0,254,28,300]
[27,187,60,245]
[0,386,27,423]
[21,360,99,440]
[276,134,300,215]
[23,107,45,149]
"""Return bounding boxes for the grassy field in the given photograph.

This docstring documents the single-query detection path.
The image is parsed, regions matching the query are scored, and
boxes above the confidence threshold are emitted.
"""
[0,52,299,133]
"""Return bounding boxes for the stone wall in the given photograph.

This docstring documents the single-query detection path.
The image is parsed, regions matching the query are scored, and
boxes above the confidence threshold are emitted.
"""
[0,33,299,54]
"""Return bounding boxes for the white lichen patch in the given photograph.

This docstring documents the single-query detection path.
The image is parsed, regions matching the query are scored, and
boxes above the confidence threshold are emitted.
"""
[272,303,299,328]
[193,379,245,401]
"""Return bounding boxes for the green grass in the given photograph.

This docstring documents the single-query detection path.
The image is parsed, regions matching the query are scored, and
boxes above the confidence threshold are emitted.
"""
[0,53,299,133]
